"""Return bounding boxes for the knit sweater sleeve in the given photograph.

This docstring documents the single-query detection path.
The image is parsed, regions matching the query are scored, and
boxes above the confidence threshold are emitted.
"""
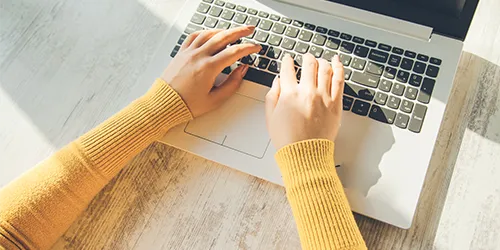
[0,79,192,250]
[275,139,367,250]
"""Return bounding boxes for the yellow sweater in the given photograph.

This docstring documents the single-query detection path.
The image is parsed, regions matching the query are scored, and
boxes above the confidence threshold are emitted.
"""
[0,79,366,250]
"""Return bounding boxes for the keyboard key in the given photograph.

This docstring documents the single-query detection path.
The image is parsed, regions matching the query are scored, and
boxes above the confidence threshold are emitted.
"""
[241,54,257,65]
[170,45,180,57]
[344,82,376,101]
[369,105,396,124]
[405,50,416,58]
[408,104,427,133]
[281,38,296,50]
[351,58,366,70]
[234,13,247,23]
[409,74,422,87]
[379,80,392,92]
[368,49,389,63]
[384,66,397,79]
[316,26,328,34]
[215,0,225,6]
[209,6,223,17]
[405,86,418,100]
[366,62,384,76]
[352,71,379,88]
[268,34,282,46]
[259,19,273,30]
[177,34,187,45]
[392,47,404,55]
[388,54,401,67]
[226,2,236,9]
[294,42,309,54]
[417,54,429,62]
[426,65,439,77]
[392,82,405,96]
[339,54,352,66]
[312,34,327,46]
[399,100,413,114]
[396,70,410,83]
[246,16,260,26]
[268,60,281,73]
[270,14,280,21]
[281,17,292,24]
[236,5,247,12]
[258,44,269,55]
[191,13,206,24]
[285,26,300,38]
[258,11,269,18]
[266,46,282,59]
[343,96,354,110]
[221,9,235,20]
[365,40,377,47]
[254,31,269,42]
[351,100,371,116]
[328,29,340,37]
[344,68,352,80]
[340,41,355,54]
[298,30,313,42]
[322,50,337,61]
[185,23,203,34]
[243,67,275,87]
[354,45,369,57]
[293,20,304,27]
[353,36,365,44]
[326,37,341,50]
[395,113,410,129]
[304,23,316,31]
[387,96,401,109]
[340,33,352,40]
[378,43,391,51]
[309,46,323,58]
[430,57,442,65]
[374,92,388,105]
[255,57,271,69]
[272,23,286,34]
[197,3,211,13]
[401,58,414,70]
[413,61,426,74]
[418,78,435,104]
[294,54,303,67]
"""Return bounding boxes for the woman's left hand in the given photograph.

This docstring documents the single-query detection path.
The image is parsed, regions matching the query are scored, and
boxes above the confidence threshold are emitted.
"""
[161,26,261,117]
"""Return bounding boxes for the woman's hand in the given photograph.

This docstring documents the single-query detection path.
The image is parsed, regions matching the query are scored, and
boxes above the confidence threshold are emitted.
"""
[162,26,261,117]
[265,53,345,150]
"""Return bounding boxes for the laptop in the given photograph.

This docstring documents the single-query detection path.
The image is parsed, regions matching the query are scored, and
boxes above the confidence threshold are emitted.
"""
[149,0,479,228]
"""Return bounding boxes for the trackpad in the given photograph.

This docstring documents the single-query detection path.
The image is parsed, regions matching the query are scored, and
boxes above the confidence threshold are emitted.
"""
[184,93,271,158]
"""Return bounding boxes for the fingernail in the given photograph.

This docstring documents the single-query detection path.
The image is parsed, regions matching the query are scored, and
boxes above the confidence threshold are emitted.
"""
[333,55,339,62]
[247,25,256,30]
[241,65,249,76]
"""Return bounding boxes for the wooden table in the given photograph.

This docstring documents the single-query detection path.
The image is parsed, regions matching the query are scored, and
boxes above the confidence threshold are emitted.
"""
[1,0,499,249]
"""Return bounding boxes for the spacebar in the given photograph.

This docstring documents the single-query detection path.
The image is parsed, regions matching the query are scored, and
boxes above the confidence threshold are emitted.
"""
[243,67,276,87]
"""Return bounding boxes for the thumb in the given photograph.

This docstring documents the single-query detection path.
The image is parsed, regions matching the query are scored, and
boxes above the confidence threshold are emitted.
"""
[209,64,248,106]
[265,76,281,120]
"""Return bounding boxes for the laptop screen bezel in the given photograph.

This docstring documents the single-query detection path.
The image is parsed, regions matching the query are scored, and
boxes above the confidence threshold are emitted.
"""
[323,0,479,41]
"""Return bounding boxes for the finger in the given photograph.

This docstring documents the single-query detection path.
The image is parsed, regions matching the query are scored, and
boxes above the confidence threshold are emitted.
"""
[181,31,202,50]
[265,76,281,120]
[317,58,333,95]
[209,64,249,106]
[211,43,261,70]
[279,54,297,89]
[301,53,319,89]
[331,55,345,105]
[191,29,223,48]
[202,26,256,54]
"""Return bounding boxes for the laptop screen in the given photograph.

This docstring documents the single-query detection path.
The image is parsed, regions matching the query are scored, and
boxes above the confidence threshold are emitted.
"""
[325,0,479,40]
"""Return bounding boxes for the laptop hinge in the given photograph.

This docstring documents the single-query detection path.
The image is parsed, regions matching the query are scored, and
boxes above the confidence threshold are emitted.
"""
[275,0,433,41]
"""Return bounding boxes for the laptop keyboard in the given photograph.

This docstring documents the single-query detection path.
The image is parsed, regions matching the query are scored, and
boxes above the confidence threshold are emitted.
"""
[170,0,443,133]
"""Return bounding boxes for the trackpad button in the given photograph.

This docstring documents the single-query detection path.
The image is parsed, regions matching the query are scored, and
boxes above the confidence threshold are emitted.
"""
[184,93,271,158]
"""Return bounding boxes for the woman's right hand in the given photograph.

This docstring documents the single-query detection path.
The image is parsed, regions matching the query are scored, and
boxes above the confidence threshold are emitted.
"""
[265,53,345,150]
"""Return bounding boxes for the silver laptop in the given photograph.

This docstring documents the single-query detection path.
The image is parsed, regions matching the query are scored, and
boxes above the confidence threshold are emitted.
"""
[150,0,479,228]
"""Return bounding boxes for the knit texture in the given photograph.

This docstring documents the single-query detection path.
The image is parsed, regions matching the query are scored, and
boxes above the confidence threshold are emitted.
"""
[276,139,366,250]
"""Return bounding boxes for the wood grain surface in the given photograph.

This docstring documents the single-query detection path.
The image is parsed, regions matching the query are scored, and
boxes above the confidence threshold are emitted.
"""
[1,0,499,249]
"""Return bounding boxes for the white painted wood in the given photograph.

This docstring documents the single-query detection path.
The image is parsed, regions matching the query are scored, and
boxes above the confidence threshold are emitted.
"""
[1,0,499,249]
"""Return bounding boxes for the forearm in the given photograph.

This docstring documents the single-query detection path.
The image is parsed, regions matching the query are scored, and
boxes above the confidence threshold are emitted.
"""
[0,79,192,250]
[276,139,366,250]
